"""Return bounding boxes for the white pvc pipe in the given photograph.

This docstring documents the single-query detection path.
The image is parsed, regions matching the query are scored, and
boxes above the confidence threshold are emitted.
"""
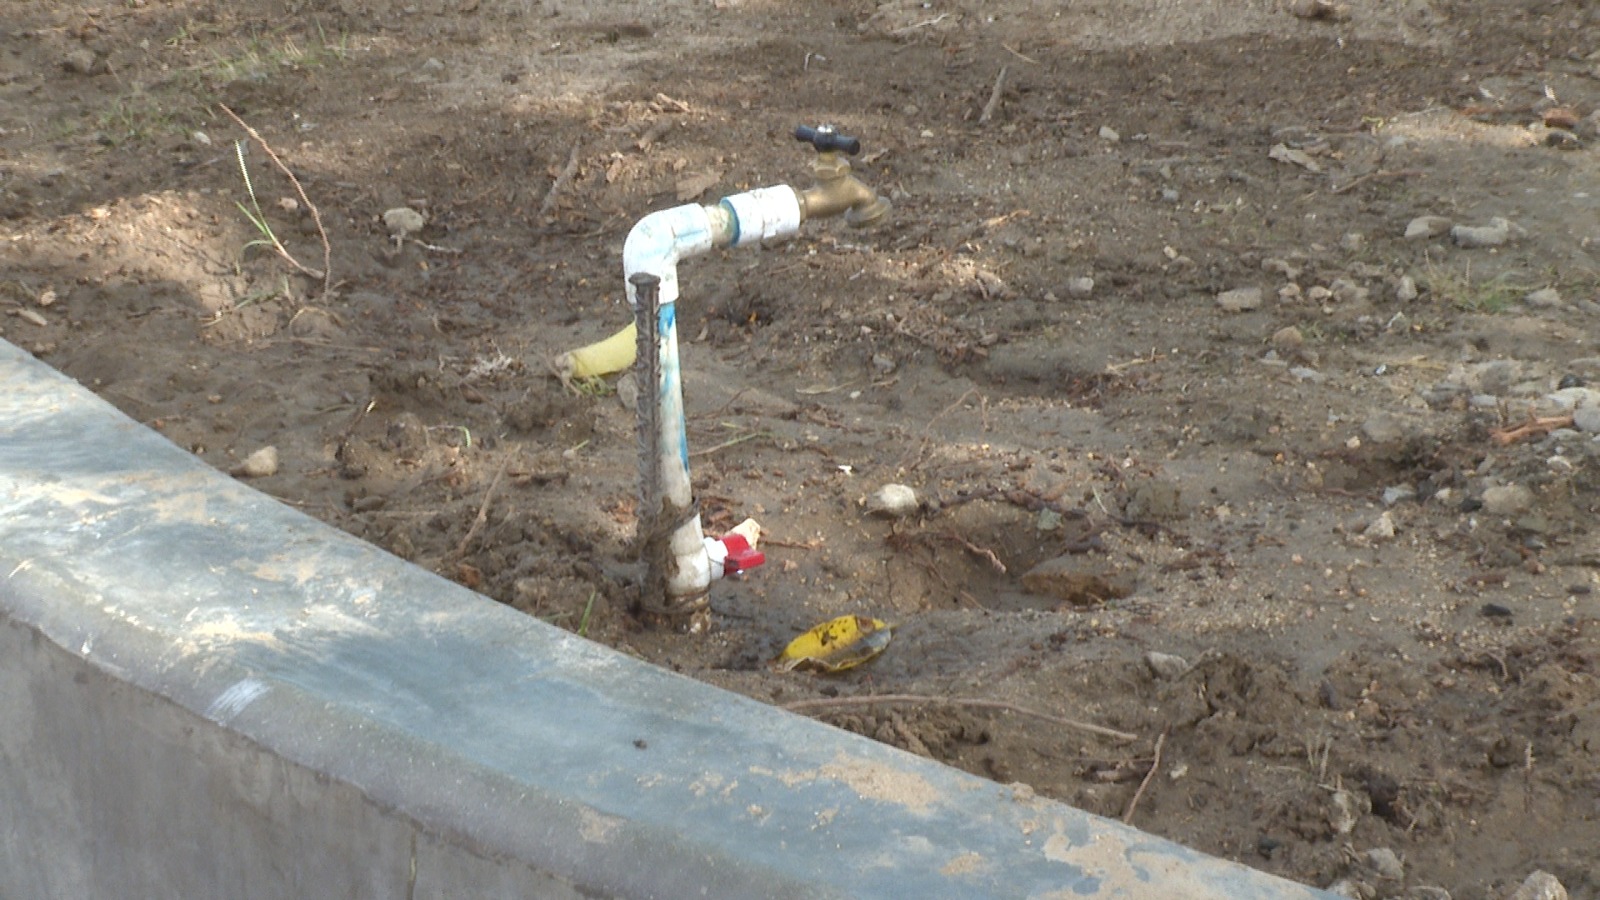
[624,187,802,605]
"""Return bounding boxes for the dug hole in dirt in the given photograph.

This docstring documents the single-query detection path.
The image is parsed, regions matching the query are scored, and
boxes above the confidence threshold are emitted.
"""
[3,0,1599,896]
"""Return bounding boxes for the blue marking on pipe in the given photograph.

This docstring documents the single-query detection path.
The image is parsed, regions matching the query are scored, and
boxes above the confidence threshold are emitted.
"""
[719,198,740,247]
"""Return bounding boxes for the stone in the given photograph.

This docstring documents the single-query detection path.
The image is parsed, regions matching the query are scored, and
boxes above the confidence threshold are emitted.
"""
[1395,275,1418,302]
[1021,558,1136,607]
[383,207,427,238]
[1481,484,1534,516]
[865,483,919,518]
[1145,651,1190,680]
[1452,218,1513,249]
[1217,286,1263,312]
[233,445,279,478]
[1364,847,1403,880]
[1362,511,1397,541]
[1524,287,1563,309]
[1510,871,1568,900]
[1360,411,1417,444]
[1066,276,1095,297]
[1573,405,1600,433]
[1404,216,1451,240]
[1271,326,1304,353]
[1382,485,1417,506]
[1098,125,1120,142]
[1328,788,1363,835]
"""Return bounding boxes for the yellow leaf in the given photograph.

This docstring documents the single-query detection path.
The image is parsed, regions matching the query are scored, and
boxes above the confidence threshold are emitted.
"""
[774,615,893,673]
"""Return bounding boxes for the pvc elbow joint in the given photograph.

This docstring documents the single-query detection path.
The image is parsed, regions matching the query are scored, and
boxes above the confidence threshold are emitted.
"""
[705,532,765,580]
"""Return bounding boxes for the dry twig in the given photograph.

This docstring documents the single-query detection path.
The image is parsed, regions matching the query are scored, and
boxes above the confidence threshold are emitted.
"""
[1491,414,1573,445]
[1329,168,1423,195]
[452,458,510,559]
[538,141,583,222]
[979,65,1008,125]
[782,693,1139,743]
[218,104,332,297]
[1121,729,1167,824]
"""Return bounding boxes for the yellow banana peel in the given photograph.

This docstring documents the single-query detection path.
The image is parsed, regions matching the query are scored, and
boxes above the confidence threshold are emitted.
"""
[555,322,637,380]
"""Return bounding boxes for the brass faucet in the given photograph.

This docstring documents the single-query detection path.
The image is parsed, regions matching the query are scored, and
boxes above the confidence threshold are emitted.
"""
[793,125,891,228]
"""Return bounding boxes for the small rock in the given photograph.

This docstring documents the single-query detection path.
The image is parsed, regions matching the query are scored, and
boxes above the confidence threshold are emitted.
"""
[1524,287,1562,309]
[421,57,445,73]
[1361,411,1417,444]
[1278,283,1304,302]
[1290,0,1350,21]
[1481,484,1534,516]
[191,130,212,147]
[1217,286,1263,312]
[871,353,897,374]
[37,289,57,308]
[1066,276,1095,297]
[1289,366,1325,383]
[1324,879,1368,900]
[1340,232,1365,252]
[1481,602,1514,619]
[1098,125,1120,142]
[1404,216,1452,240]
[1364,847,1404,880]
[1329,277,1369,305]
[1021,558,1136,607]
[1572,405,1600,433]
[1362,511,1397,541]
[1262,258,1299,279]
[1160,187,1180,203]
[62,46,105,76]
[1381,485,1417,506]
[1307,285,1334,303]
[1328,788,1363,835]
[1145,651,1190,680]
[1395,274,1419,302]
[865,483,919,518]
[233,446,280,478]
[1271,326,1304,352]
[1510,871,1569,900]
[1543,107,1580,130]
[383,207,427,238]
[1451,217,1513,249]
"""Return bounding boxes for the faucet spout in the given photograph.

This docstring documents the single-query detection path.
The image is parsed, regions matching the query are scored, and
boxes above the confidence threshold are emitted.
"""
[798,151,891,228]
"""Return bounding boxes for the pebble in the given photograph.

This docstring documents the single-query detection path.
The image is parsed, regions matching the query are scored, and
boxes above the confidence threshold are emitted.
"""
[1098,125,1120,142]
[62,46,105,76]
[1145,651,1190,680]
[1573,405,1600,433]
[233,445,280,478]
[1364,847,1404,880]
[1362,511,1397,541]
[1481,484,1534,516]
[383,207,427,238]
[1271,325,1304,352]
[1451,217,1513,249]
[1394,274,1418,301]
[1327,788,1362,835]
[1289,366,1325,383]
[1524,287,1562,309]
[1361,411,1418,444]
[1510,871,1568,900]
[1324,879,1366,899]
[865,483,919,518]
[1217,286,1263,312]
[1329,277,1369,305]
[1066,276,1095,297]
[1382,485,1417,506]
[1262,258,1299,279]
[1404,215,1452,240]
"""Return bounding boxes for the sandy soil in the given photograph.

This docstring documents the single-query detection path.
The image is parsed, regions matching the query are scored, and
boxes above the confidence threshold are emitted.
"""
[4,0,1600,895]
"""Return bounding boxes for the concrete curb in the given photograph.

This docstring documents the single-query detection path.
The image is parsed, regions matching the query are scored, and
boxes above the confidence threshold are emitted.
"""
[0,338,1335,899]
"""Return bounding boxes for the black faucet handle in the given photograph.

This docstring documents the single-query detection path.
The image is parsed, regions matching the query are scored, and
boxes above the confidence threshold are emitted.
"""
[794,124,861,156]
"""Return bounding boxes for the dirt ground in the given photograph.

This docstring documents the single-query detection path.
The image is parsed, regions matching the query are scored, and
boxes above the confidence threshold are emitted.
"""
[5,0,1600,895]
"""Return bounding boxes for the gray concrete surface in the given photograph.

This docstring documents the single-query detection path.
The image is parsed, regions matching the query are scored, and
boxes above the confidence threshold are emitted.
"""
[0,337,1337,899]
